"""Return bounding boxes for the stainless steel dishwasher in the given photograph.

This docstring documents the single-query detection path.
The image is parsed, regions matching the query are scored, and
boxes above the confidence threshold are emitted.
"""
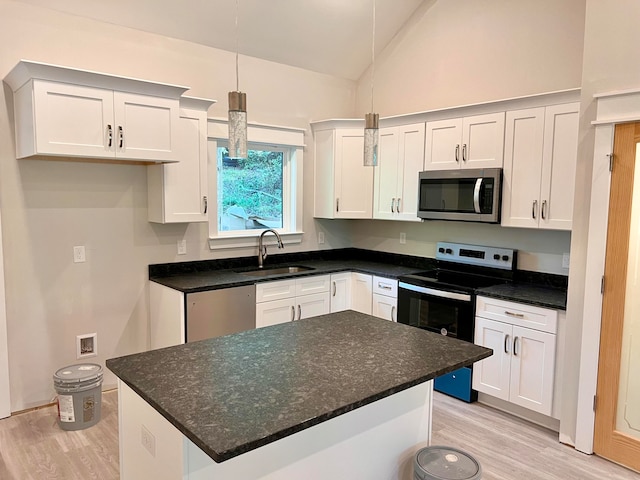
[185,286,256,342]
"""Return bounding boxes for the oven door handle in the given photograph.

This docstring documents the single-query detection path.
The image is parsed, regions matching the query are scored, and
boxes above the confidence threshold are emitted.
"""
[399,282,471,302]
[473,178,483,214]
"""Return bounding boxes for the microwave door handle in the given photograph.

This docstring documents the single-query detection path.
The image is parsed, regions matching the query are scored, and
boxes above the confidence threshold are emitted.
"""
[473,178,483,213]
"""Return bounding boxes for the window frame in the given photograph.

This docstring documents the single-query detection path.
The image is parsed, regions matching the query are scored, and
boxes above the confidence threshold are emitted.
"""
[207,118,305,250]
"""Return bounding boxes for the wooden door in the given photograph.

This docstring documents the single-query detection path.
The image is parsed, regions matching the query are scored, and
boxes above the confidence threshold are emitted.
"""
[501,108,545,228]
[461,112,505,169]
[594,122,640,471]
[424,118,462,170]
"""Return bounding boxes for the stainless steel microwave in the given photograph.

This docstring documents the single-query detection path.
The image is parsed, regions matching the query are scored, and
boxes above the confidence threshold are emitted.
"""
[417,168,502,223]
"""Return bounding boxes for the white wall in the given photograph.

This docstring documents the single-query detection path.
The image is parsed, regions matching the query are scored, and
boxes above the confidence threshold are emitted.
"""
[351,0,584,273]
[356,0,586,116]
[0,0,355,410]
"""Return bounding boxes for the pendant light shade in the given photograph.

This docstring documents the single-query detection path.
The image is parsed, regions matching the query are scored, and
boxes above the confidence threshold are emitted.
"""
[364,0,378,167]
[364,112,379,167]
[228,0,248,159]
[228,91,247,159]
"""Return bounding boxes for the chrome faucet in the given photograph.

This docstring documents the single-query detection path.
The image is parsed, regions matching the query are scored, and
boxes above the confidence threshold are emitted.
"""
[258,229,284,268]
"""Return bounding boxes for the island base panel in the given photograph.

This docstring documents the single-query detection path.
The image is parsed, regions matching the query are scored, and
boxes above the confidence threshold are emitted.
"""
[118,380,433,480]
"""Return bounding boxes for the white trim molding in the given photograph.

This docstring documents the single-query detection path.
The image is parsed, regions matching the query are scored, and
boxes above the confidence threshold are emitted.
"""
[575,88,640,454]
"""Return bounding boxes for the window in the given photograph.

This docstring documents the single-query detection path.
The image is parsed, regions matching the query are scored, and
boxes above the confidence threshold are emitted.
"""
[207,119,305,249]
[217,145,286,232]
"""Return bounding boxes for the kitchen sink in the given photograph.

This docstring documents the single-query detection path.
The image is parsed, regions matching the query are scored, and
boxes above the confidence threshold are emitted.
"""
[237,266,315,277]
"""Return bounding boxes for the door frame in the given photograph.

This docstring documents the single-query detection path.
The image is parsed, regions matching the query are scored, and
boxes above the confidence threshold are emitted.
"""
[0,207,10,418]
[593,122,640,470]
[575,89,640,454]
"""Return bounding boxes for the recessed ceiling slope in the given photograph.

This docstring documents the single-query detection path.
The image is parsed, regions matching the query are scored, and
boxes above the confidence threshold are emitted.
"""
[14,0,425,80]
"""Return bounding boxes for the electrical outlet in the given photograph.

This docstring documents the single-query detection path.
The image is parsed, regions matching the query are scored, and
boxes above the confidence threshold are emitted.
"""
[73,246,86,263]
[318,232,325,244]
[76,333,97,359]
[562,252,570,269]
[177,239,187,255]
[399,232,406,245]
[141,425,156,457]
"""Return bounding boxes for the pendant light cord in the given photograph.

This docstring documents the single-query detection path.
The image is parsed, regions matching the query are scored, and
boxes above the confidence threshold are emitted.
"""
[370,0,375,113]
[235,0,240,92]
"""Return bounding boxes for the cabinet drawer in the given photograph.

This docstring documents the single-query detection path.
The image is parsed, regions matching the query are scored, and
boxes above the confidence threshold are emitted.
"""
[476,296,557,334]
[295,275,330,296]
[256,280,296,303]
[372,276,397,297]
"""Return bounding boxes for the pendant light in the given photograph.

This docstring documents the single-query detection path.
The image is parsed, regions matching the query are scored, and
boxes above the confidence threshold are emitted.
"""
[228,0,247,159]
[363,0,379,167]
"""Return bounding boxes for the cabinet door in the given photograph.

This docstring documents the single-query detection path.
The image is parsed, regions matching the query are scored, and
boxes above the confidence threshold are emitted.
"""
[540,103,579,230]
[334,130,373,219]
[372,293,397,321]
[256,298,295,328]
[148,107,208,223]
[32,80,114,158]
[297,292,330,320]
[113,92,179,162]
[330,273,352,313]
[501,108,545,228]
[461,112,505,169]
[396,123,425,221]
[351,273,372,315]
[424,118,462,170]
[373,127,400,220]
[472,318,511,401]
[509,326,556,415]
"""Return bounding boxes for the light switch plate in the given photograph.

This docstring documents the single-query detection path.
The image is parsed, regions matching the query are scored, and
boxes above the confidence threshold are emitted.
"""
[177,239,187,255]
[73,246,86,263]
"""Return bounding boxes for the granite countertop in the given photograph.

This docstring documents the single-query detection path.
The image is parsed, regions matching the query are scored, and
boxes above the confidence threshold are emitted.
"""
[476,283,567,310]
[149,249,434,293]
[106,311,491,463]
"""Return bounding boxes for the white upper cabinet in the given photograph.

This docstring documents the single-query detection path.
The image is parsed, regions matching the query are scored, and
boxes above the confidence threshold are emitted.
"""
[4,60,188,163]
[313,122,373,219]
[501,103,579,230]
[373,123,425,221]
[424,112,505,170]
[148,97,215,223]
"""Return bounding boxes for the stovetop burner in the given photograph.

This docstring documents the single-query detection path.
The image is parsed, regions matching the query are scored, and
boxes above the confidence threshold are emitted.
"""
[398,242,517,293]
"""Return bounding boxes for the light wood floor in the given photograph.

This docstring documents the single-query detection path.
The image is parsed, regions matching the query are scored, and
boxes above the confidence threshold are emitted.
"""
[0,390,638,479]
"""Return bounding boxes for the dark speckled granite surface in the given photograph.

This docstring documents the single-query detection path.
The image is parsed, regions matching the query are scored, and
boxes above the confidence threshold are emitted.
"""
[106,311,491,463]
[476,283,567,310]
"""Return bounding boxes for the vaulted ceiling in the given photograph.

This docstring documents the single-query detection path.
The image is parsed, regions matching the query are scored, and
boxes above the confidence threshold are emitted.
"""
[15,0,426,80]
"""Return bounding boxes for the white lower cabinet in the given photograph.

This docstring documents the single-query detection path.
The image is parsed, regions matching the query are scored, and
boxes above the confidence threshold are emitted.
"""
[351,273,373,314]
[372,276,398,321]
[473,296,558,416]
[256,275,330,328]
[330,272,352,313]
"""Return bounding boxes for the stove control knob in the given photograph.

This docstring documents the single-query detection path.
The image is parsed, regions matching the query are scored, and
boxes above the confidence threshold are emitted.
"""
[438,247,445,253]
[445,248,453,254]
[502,255,510,261]
[493,254,500,260]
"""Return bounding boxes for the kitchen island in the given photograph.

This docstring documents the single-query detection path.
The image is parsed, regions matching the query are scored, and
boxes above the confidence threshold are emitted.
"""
[107,311,491,480]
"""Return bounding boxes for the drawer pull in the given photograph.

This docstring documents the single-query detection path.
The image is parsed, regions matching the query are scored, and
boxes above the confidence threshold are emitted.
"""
[378,283,392,290]
[505,310,525,318]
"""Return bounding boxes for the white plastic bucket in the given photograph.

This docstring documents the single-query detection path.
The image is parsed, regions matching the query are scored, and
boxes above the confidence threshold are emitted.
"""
[53,363,103,431]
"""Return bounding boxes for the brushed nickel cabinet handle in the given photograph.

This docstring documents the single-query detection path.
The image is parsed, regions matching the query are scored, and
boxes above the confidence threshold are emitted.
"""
[505,310,525,318]
[332,281,336,297]
[391,305,396,321]
[107,124,113,147]
[513,336,519,356]
[397,198,401,212]
[541,200,547,220]
[203,196,208,214]
[532,200,538,219]
[462,143,467,162]
[391,198,395,213]
[504,334,510,354]
[291,305,295,321]
[297,305,302,320]
[336,198,340,212]
[118,126,124,149]
[455,144,460,162]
